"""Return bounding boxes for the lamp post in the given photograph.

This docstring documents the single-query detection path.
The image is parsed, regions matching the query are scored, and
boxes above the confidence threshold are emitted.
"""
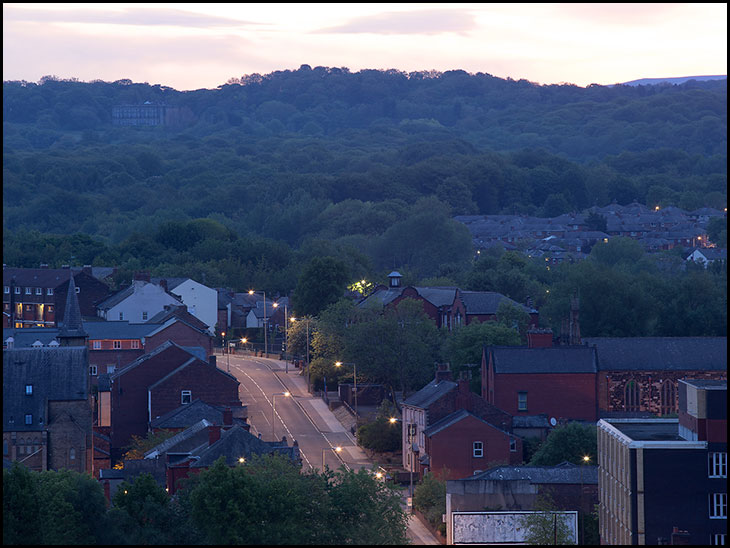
[580,455,590,545]
[335,361,358,426]
[322,445,342,470]
[221,331,230,372]
[273,301,289,372]
[248,289,267,357]
[291,316,311,392]
[272,392,290,440]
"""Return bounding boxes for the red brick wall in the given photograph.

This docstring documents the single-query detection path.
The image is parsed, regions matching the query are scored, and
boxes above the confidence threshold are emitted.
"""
[426,414,521,480]
[492,372,597,422]
[149,360,240,421]
[110,345,196,453]
[597,370,726,414]
[145,321,213,356]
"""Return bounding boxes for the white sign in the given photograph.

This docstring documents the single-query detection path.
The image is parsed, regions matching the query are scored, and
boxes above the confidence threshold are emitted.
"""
[452,511,578,545]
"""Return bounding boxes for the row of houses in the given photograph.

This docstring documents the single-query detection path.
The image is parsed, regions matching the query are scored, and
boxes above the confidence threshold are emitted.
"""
[4,274,301,492]
[455,203,726,264]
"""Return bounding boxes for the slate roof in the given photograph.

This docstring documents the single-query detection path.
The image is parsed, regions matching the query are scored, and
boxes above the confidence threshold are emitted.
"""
[402,379,457,408]
[459,291,532,315]
[4,327,59,347]
[412,287,458,308]
[583,337,727,371]
[191,425,299,468]
[3,347,88,432]
[3,266,74,288]
[58,276,87,340]
[424,409,512,437]
[150,399,247,430]
[488,346,598,374]
[96,284,136,311]
[146,305,210,331]
[468,462,598,484]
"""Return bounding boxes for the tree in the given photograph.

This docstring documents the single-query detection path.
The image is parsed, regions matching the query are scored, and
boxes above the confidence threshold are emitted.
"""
[520,493,576,545]
[357,400,402,453]
[584,211,608,232]
[529,422,597,466]
[123,429,178,459]
[292,256,351,316]
[413,471,448,535]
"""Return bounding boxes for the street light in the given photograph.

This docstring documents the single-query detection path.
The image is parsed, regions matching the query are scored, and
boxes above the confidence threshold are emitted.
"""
[248,289,267,357]
[272,391,290,440]
[221,331,230,372]
[335,361,358,426]
[322,445,342,470]
[580,455,591,545]
[273,301,290,373]
[291,316,312,392]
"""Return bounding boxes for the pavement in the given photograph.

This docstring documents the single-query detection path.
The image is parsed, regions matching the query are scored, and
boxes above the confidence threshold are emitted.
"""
[255,355,443,545]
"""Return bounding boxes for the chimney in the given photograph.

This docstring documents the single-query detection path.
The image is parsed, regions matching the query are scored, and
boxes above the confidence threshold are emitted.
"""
[223,407,233,427]
[160,279,168,292]
[456,378,472,412]
[209,355,217,368]
[527,328,553,348]
[133,271,150,282]
[208,425,222,446]
[435,363,452,382]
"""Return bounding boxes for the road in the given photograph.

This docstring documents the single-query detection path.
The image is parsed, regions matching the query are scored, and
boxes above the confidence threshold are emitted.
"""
[224,352,442,544]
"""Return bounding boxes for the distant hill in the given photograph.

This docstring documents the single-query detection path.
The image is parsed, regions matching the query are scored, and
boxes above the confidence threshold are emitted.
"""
[620,75,727,86]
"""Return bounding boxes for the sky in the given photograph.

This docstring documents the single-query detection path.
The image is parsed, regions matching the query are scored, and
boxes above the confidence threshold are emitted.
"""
[2,3,727,91]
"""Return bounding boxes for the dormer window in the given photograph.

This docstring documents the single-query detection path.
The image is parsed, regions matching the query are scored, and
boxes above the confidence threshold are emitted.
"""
[47,288,53,295]
[25,287,31,295]
[36,288,42,295]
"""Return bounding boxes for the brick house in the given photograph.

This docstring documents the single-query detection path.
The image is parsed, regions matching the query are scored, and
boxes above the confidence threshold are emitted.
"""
[450,289,539,329]
[586,337,727,417]
[401,363,515,480]
[3,265,111,329]
[108,341,242,461]
[424,409,522,480]
[482,334,598,423]
[3,346,92,473]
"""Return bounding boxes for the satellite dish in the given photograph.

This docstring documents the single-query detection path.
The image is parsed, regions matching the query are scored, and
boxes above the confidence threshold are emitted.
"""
[549,417,557,427]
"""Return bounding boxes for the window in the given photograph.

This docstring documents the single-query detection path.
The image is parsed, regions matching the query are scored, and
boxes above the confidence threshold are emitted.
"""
[473,441,484,458]
[48,305,54,312]
[25,384,33,396]
[118,312,124,320]
[518,391,528,411]
[93,340,101,349]
[75,287,80,294]
[69,448,75,461]
[24,414,32,425]
[713,533,727,545]
[89,365,97,375]
[25,287,31,295]
[113,340,122,349]
[624,380,641,412]
[510,438,517,452]
[35,287,42,295]
[131,340,140,349]
[710,453,728,478]
[660,380,676,415]
[14,286,20,294]
[710,493,727,519]
[47,288,53,295]
[106,365,116,374]
[142,311,148,321]
[3,286,8,294]
[181,390,192,404]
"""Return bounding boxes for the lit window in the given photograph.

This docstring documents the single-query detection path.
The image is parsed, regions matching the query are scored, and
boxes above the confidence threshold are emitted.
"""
[24,414,32,425]
[710,493,727,519]
[48,306,54,312]
[89,365,97,376]
[518,392,528,411]
[25,384,33,396]
[181,390,192,404]
[473,441,484,458]
[710,453,728,478]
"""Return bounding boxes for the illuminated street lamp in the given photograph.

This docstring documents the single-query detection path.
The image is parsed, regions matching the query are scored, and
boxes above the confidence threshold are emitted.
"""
[272,391,290,440]
[580,455,591,545]
[322,445,342,470]
[273,301,290,372]
[335,361,358,425]
[221,331,230,372]
[248,289,267,357]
